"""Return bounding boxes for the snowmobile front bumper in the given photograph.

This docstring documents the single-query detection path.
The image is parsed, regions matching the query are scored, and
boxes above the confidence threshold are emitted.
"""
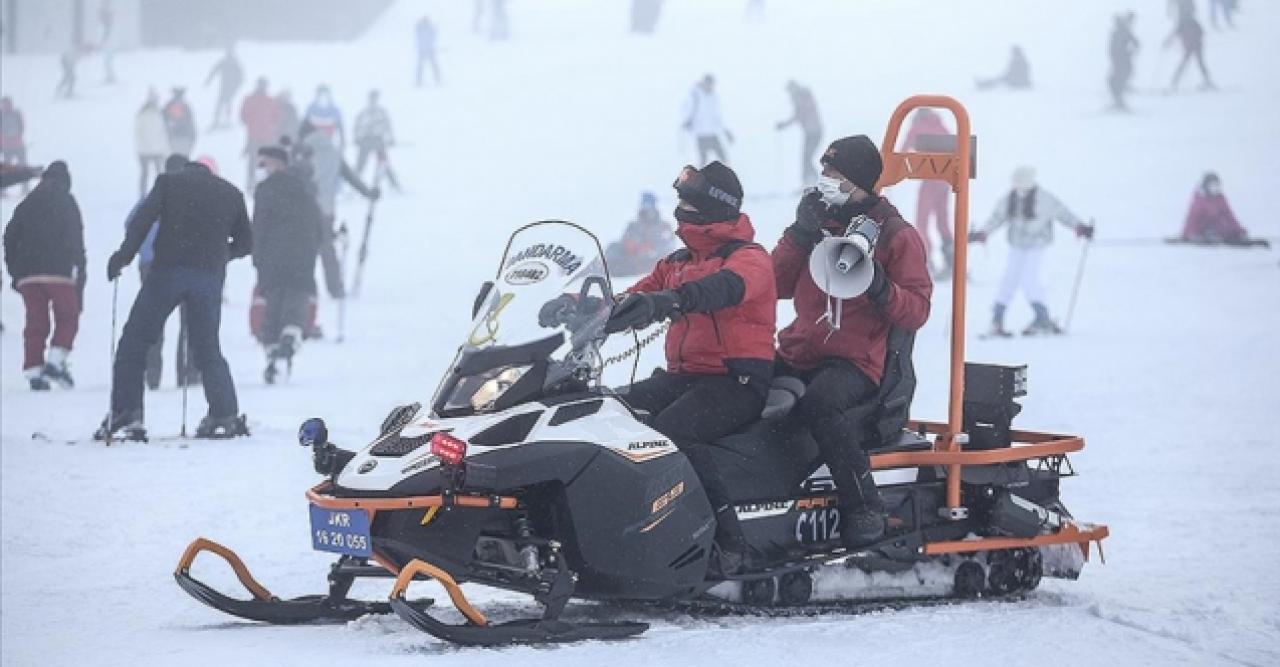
[174,537,429,624]
[388,558,649,646]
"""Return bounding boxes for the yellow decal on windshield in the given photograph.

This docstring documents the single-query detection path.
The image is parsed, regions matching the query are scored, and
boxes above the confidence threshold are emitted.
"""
[467,292,515,347]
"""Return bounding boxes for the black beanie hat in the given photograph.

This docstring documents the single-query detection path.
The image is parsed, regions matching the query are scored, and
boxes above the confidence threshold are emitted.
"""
[694,160,743,221]
[821,135,882,193]
[164,154,189,174]
[42,161,71,189]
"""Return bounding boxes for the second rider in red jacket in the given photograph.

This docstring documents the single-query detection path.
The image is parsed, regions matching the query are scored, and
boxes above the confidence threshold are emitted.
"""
[772,135,933,549]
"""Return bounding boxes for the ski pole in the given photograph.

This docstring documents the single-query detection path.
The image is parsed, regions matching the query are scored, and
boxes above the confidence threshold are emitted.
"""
[104,278,119,446]
[351,196,378,298]
[1064,220,1095,332]
[336,222,350,343]
[179,308,189,438]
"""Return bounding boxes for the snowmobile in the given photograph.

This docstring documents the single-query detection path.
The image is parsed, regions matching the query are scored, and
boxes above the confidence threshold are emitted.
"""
[174,96,1109,647]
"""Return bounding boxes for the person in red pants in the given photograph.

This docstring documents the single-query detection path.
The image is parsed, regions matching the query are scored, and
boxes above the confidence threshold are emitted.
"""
[902,108,954,279]
[3,162,85,390]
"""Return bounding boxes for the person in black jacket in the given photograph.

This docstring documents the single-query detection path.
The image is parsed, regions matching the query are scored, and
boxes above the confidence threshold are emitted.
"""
[3,161,85,390]
[251,145,322,383]
[98,159,252,441]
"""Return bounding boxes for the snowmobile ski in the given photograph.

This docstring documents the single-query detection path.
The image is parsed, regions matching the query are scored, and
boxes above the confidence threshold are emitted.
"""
[388,558,648,646]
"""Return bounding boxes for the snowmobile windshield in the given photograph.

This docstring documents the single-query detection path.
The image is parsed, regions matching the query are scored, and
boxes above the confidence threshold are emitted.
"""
[432,221,614,417]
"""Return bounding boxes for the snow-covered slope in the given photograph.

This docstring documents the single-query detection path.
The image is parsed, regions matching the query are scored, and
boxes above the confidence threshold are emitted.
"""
[2,1,1278,665]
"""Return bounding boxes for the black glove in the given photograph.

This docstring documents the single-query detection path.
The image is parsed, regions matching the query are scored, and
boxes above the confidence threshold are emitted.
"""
[866,259,891,307]
[604,291,682,334]
[369,187,382,201]
[106,251,129,281]
[784,190,827,249]
[1075,223,1095,240]
[538,294,578,328]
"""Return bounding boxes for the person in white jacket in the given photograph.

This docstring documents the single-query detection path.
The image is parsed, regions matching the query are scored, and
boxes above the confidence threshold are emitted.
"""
[135,89,170,196]
[682,74,734,166]
[969,166,1093,336]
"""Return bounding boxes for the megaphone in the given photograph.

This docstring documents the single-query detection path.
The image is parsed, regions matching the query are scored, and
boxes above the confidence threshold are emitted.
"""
[808,215,880,299]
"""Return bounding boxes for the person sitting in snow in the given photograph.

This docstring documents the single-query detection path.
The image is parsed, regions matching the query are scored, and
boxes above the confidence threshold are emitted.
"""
[1179,172,1260,246]
[969,166,1093,337]
[605,191,676,277]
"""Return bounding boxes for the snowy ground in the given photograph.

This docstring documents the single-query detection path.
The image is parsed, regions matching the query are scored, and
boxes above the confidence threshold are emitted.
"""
[3,1,1279,665]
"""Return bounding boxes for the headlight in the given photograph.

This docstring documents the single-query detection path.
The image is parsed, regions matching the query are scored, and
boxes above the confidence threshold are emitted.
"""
[470,365,530,411]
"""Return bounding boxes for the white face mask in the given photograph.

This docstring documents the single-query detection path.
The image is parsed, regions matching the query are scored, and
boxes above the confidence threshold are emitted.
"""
[1206,183,1222,195]
[816,175,851,207]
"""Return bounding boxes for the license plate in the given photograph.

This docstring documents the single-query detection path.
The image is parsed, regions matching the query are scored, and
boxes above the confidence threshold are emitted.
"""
[309,505,372,557]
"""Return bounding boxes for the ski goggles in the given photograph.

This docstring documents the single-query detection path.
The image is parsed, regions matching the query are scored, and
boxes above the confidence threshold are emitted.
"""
[672,165,740,215]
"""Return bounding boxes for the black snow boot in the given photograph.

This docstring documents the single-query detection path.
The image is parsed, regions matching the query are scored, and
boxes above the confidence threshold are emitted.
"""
[93,409,147,442]
[195,414,250,439]
[708,505,755,578]
[986,303,1013,338]
[1023,302,1063,336]
[839,467,887,551]
[29,374,51,391]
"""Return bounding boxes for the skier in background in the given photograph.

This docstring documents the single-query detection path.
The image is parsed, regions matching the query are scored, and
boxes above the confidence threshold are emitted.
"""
[968,166,1094,337]
[100,158,252,441]
[163,88,196,157]
[353,90,401,192]
[55,46,82,98]
[275,89,300,143]
[205,46,244,130]
[415,15,442,86]
[3,162,85,391]
[1108,12,1141,112]
[124,154,192,389]
[1,96,30,195]
[299,122,379,302]
[774,80,823,187]
[304,85,345,149]
[976,45,1032,90]
[240,77,281,193]
[1180,172,1255,245]
[251,145,322,383]
[605,191,675,277]
[134,89,169,196]
[902,108,954,278]
[682,74,734,166]
[1165,0,1215,91]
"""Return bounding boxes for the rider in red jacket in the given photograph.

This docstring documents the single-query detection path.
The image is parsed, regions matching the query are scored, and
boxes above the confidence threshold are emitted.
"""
[605,160,776,575]
[772,135,932,549]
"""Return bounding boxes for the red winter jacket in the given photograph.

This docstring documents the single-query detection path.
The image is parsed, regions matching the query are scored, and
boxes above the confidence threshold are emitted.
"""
[773,197,932,384]
[1181,191,1246,242]
[629,214,777,382]
[240,92,281,145]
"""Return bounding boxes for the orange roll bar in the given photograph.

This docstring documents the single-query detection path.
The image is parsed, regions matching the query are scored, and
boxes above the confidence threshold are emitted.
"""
[875,95,973,512]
